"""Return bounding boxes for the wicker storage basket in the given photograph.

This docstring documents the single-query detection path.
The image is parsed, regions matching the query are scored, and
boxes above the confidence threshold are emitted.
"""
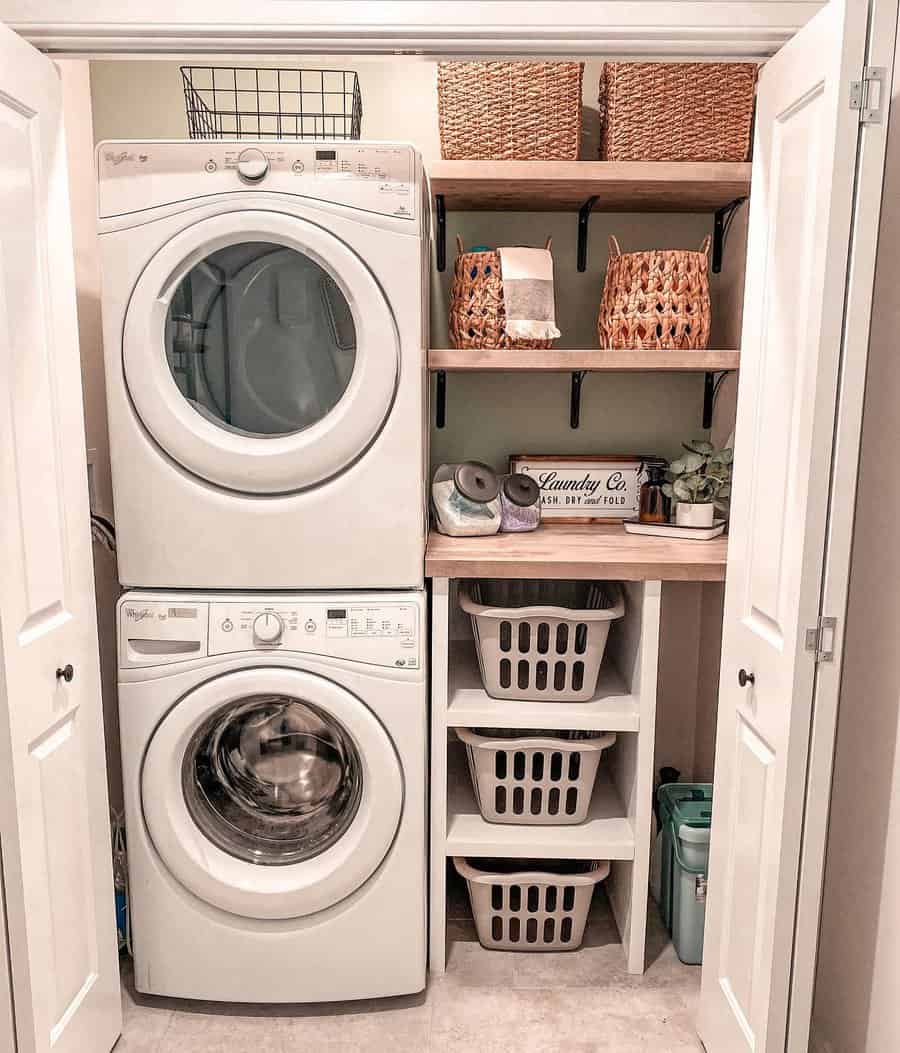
[598,62,757,163]
[598,235,712,351]
[438,61,584,161]
[449,237,556,350]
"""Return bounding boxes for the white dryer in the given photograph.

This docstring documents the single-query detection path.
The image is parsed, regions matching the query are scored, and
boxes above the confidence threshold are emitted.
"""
[117,589,426,1002]
[98,141,427,589]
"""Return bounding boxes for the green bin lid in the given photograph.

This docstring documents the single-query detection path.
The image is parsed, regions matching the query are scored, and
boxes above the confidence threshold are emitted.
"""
[658,782,713,829]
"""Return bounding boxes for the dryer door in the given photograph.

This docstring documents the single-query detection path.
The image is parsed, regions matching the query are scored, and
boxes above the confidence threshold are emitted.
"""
[141,667,403,920]
[123,210,399,494]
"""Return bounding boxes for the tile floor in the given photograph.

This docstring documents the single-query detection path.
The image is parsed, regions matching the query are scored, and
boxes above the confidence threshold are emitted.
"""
[117,877,703,1053]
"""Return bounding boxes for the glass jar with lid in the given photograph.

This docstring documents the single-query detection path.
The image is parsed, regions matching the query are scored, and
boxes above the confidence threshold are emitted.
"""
[432,462,502,536]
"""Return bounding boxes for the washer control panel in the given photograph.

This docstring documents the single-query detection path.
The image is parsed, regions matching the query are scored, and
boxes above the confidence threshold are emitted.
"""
[119,593,423,671]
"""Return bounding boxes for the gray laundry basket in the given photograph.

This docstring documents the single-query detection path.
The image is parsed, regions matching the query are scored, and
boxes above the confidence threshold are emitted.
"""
[459,580,625,702]
[454,857,610,951]
[458,727,616,825]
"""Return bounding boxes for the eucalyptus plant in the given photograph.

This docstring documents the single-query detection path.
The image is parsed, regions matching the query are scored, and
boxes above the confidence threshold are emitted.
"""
[662,441,733,508]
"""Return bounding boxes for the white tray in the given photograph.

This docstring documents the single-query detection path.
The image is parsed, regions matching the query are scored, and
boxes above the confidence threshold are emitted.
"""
[622,517,726,541]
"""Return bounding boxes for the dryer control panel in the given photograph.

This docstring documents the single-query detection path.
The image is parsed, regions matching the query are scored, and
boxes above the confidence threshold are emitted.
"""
[119,592,424,671]
[98,141,420,222]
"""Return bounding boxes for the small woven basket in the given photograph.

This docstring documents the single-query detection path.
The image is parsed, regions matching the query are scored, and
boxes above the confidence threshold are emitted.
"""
[598,235,712,351]
[438,61,584,161]
[598,62,757,162]
[449,237,556,350]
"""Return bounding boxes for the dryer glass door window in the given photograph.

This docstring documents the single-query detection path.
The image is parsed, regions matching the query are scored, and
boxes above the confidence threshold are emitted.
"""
[166,243,357,438]
[183,695,363,866]
[123,210,400,494]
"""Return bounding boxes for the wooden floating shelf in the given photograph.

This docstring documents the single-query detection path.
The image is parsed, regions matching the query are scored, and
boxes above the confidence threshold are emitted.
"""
[447,641,640,733]
[430,160,752,213]
[426,524,728,582]
[446,746,634,860]
[428,349,741,373]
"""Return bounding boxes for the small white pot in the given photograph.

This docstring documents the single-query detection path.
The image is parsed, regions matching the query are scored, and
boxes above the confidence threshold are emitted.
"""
[675,502,715,528]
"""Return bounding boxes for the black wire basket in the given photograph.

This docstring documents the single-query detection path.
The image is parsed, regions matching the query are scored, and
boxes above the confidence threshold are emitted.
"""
[181,66,363,141]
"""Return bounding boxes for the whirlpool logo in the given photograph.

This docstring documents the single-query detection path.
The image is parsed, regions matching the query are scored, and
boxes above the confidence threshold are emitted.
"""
[124,606,153,622]
[105,150,149,166]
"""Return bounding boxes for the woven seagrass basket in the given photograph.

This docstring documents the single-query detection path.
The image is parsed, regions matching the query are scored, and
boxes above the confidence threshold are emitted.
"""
[449,237,556,351]
[598,62,757,163]
[438,61,584,161]
[598,235,712,351]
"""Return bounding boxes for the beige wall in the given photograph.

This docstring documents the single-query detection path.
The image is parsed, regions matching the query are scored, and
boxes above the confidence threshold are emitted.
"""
[811,43,900,1053]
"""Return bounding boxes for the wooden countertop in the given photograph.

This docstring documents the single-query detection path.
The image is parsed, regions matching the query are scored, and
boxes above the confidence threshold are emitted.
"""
[429,160,751,213]
[425,524,728,581]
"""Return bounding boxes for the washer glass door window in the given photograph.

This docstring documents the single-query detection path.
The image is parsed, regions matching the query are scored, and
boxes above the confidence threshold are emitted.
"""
[183,694,362,866]
[124,210,399,494]
[141,667,403,920]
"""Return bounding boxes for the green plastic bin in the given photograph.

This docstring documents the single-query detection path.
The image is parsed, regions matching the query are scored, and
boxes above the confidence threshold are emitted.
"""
[656,783,712,940]
[671,820,710,965]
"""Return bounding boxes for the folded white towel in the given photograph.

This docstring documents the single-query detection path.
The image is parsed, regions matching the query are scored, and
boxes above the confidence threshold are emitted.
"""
[499,244,561,342]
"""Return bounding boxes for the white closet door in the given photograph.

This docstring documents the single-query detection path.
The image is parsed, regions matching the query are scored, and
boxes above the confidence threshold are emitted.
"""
[698,2,888,1051]
[0,24,121,1053]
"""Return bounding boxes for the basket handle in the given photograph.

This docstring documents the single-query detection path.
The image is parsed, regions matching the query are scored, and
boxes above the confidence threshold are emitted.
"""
[456,235,465,255]
[699,234,712,256]
[544,236,553,252]
[457,728,618,753]
[608,235,622,259]
[453,857,611,888]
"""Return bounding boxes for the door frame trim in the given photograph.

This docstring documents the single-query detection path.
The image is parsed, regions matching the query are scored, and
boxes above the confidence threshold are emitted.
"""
[6,1,822,58]
[787,1,899,1048]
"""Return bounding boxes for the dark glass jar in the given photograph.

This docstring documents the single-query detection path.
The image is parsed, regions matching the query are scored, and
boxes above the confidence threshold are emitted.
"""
[639,465,670,524]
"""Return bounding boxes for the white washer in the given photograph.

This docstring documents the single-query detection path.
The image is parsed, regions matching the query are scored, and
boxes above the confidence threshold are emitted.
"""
[98,141,428,589]
[118,589,426,1002]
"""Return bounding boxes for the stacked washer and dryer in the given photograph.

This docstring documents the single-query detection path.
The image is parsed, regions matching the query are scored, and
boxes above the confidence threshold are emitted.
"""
[98,141,428,1002]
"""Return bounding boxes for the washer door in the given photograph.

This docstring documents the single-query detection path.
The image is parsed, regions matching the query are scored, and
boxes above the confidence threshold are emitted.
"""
[123,210,398,494]
[142,668,403,920]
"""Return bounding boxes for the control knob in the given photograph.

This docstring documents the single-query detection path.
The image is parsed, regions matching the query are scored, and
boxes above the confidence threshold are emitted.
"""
[252,611,284,644]
[237,147,269,182]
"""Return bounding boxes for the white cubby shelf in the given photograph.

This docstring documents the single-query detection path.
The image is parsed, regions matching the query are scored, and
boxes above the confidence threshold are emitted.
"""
[430,576,662,977]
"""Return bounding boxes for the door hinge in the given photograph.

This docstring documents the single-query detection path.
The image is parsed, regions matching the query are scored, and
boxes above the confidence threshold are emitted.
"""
[805,616,838,663]
[850,67,886,124]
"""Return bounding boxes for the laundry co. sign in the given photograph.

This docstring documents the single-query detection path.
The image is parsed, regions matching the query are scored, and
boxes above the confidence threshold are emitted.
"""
[509,455,651,523]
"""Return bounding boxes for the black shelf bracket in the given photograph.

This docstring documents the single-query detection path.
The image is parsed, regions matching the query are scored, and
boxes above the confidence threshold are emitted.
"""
[702,370,734,429]
[712,198,746,274]
[577,196,599,272]
[435,369,447,428]
[435,194,446,272]
[570,371,587,429]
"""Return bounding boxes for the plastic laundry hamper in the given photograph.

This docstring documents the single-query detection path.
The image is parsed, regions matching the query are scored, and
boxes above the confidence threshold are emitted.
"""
[458,728,616,825]
[459,580,625,702]
[453,857,610,951]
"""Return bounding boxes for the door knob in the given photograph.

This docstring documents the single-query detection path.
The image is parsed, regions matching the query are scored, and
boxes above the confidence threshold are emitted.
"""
[56,664,74,683]
[738,668,755,687]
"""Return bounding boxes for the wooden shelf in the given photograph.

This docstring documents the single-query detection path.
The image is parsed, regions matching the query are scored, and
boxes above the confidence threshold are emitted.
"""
[426,524,727,582]
[430,160,751,212]
[429,348,740,373]
[447,640,640,732]
[446,745,634,860]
